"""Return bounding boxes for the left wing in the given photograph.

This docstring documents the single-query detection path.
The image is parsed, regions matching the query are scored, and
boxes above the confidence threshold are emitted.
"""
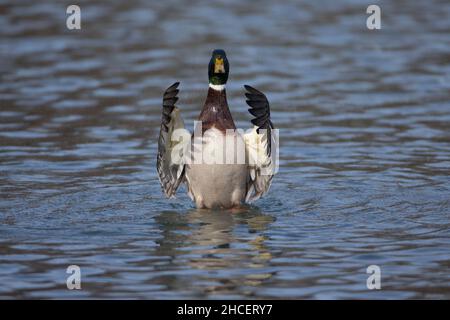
[157,82,190,198]
[243,85,277,202]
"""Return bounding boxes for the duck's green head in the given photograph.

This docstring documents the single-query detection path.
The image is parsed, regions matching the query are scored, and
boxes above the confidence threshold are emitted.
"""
[208,49,229,85]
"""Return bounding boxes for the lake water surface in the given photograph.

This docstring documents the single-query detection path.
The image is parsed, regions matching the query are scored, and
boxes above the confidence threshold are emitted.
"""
[0,0,449,299]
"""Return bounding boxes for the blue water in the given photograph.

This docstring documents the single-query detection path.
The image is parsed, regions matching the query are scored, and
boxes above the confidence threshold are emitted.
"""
[0,0,449,299]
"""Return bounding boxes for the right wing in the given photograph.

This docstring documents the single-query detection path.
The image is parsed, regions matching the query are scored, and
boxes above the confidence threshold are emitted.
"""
[243,85,277,202]
[157,82,190,198]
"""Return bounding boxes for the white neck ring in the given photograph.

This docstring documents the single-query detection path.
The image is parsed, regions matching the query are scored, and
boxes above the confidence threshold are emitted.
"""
[209,83,226,91]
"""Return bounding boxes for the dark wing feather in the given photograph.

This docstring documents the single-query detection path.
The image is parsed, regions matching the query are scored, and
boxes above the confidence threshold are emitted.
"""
[244,85,274,156]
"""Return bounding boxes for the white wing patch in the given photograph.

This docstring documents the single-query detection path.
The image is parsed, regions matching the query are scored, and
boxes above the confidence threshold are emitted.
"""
[244,126,277,202]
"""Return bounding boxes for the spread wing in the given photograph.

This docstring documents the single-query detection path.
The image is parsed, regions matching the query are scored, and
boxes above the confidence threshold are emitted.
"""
[157,82,190,198]
[243,85,277,202]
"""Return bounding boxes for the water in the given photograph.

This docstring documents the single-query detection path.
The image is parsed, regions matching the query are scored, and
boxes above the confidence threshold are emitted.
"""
[1,0,449,299]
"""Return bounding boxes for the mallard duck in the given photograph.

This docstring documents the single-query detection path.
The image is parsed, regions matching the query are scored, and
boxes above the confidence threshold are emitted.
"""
[157,49,277,209]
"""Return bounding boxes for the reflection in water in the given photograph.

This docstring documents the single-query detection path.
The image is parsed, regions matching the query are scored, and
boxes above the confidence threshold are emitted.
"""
[153,208,276,296]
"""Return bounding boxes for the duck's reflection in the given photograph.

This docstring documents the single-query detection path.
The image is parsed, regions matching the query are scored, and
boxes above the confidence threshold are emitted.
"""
[153,206,276,295]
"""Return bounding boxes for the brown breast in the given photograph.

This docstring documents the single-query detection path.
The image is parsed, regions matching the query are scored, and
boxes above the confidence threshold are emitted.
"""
[197,87,236,133]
